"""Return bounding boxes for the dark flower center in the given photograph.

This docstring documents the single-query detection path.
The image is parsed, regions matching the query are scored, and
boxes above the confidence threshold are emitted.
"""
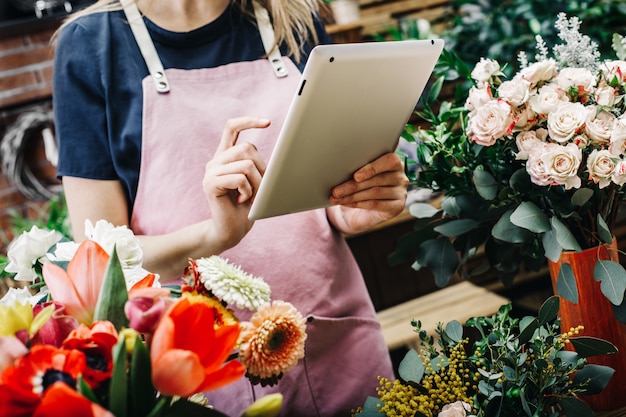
[268,330,285,351]
[42,369,76,391]
[86,352,109,372]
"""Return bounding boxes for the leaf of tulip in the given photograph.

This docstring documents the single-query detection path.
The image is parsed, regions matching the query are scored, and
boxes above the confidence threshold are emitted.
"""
[109,339,129,417]
[556,264,579,304]
[570,336,618,358]
[594,260,626,305]
[510,201,551,233]
[93,245,129,330]
[560,397,594,417]
[572,364,616,395]
[76,375,99,404]
[162,398,230,416]
[130,334,156,416]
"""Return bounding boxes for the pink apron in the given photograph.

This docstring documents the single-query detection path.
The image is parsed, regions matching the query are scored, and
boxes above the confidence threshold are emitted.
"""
[122,1,393,415]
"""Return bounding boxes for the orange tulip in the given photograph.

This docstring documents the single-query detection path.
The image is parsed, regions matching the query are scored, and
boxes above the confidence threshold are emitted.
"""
[150,297,245,396]
[43,241,110,325]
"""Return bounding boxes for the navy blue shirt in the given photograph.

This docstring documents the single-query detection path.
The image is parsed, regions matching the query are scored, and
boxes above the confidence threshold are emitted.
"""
[53,4,329,212]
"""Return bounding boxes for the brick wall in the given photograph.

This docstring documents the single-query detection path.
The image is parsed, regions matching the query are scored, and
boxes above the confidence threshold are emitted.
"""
[0,23,60,252]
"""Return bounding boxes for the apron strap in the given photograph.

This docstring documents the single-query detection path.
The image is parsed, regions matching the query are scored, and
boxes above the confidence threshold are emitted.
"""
[120,0,170,93]
[252,0,288,78]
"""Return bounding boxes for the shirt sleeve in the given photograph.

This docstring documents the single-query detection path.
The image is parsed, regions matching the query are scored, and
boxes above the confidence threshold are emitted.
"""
[53,20,118,181]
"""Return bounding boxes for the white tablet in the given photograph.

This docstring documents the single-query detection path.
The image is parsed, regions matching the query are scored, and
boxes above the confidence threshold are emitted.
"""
[248,39,445,220]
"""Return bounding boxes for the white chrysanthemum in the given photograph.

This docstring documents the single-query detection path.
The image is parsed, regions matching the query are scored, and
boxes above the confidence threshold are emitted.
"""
[196,256,271,310]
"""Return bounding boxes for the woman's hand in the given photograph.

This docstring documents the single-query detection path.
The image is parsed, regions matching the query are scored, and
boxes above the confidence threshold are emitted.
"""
[327,152,409,235]
[203,117,269,249]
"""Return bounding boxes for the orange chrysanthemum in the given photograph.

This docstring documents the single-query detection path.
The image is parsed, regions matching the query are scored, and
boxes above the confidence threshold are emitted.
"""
[238,301,307,386]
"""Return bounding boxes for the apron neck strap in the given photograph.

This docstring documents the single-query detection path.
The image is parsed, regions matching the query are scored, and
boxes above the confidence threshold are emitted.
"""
[120,0,170,93]
[120,0,288,94]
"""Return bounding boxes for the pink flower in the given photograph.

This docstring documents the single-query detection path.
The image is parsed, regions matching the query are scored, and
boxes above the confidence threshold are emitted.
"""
[125,293,173,334]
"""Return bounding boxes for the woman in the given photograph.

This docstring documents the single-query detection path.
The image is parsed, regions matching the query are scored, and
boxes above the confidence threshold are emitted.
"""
[52,0,408,415]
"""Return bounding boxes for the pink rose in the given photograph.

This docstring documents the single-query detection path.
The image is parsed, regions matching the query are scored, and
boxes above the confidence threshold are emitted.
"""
[438,401,472,417]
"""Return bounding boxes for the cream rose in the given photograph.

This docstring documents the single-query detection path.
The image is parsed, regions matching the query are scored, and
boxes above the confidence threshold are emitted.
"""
[515,129,546,160]
[612,160,626,186]
[587,149,617,189]
[585,106,616,146]
[602,60,626,83]
[465,85,492,113]
[518,59,558,86]
[468,99,513,146]
[595,84,617,107]
[528,83,567,116]
[547,102,587,143]
[526,144,553,186]
[512,103,537,131]
[556,67,596,94]
[438,401,472,417]
[497,78,531,107]
[471,58,501,84]
[610,118,626,155]
[543,142,582,189]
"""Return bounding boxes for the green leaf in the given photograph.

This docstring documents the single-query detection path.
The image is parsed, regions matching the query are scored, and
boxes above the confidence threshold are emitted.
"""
[445,320,463,342]
[93,245,130,329]
[398,349,425,384]
[542,229,563,263]
[473,169,498,200]
[613,33,626,61]
[441,195,461,217]
[416,238,459,287]
[163,398,230,417]
[596,214,613,244]
[510,201,551,233]
[570,336,618,358]
[551,217,582,252]
[561,397,594,417]
[77,375,99,404]
[613,299,626,325]
[492,210,533,244]
[109,339,129,417]
[538,296,559,326]
[556,264,579,304]
[517,317,538,345]
[594,260,626,305]
[130,335,156,416]
[355,396,385,416]
[427,75,445,104]
[556,350,579,366]
[573,364,616,395]
[570,188,593,207]
[409,202,441,219]
[434,219,479,237]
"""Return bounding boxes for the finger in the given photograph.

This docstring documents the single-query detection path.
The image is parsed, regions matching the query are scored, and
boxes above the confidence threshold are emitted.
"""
[331,171,408,199]
[353,152,404,182]
[217,117,271,152]
[330,184,408,206]
[206,172,255,203]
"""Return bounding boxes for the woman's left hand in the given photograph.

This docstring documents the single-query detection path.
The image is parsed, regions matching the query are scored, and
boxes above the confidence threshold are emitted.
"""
[327,152,409,235]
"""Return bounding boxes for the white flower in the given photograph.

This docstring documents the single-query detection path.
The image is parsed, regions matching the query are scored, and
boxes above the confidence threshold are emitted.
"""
[515,129,546,160]
[546,101,587,143]
[438,401,472,417]
[587,149,617,189]
[528,83,568,116]
[468,99,514,146]
[196,256,271,310]
[470,58,501,84]
[4,226,62,282]
[584,106,616,146]
[610,118,626,155]
[84,219,143,270]
[526,144,554,187]
[124,266,160,290]
[543,142,583,189]
[518,59,557,86]
[612,160,626,186]
[47,241,79,262]
[556,67,596,93]
[601,60,626,83]
[465,85,492,113]
[498,78,531,107]
[0,286,47,306]
[512,103,537,131]
[595,84,616,107]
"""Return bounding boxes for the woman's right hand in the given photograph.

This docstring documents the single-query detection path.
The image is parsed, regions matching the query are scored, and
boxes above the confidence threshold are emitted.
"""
[203,117,270,249]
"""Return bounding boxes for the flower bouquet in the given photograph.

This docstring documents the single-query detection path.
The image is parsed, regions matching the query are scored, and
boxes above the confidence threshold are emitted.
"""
[393,13,626,320]
[0,221,307,417]
[353,297,617,417]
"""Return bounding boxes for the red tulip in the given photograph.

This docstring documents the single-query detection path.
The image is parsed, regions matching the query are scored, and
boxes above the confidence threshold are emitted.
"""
[150,297,245,396]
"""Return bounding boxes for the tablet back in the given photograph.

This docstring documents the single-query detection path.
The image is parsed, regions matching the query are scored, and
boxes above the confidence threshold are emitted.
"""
[249,39,444,220]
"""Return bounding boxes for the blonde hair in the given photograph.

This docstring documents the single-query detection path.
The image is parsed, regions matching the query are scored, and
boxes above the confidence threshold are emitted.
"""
[55,0,322,62]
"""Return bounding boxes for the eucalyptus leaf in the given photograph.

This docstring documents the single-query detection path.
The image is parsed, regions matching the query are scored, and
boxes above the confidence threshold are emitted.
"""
[492,210,532,244]
[556,350,579,366]
[398,349,425,383]
[445,320,463,342]
[594,260,626,305]
[613,298,626,324]
[570,336,618,357]
[556,264,579,304]
[551,217,582,252]
[93,245,130,329]
[572,364,616,395]
[473,168,498,200]
[441,195,461,217]
[538,296,559,326]
[517,317,538,345]
[560,397,594,417]
[434,219,479,237]
[570,188,593,207]
[355,396,385,416]
[510,201,551,233]
[416,238,459,287]
[542,229,563,263]
[409,202,441,219]
[596,214,613,244]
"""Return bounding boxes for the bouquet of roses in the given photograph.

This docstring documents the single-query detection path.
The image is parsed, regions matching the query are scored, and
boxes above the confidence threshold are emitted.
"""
[0,220,307,417]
